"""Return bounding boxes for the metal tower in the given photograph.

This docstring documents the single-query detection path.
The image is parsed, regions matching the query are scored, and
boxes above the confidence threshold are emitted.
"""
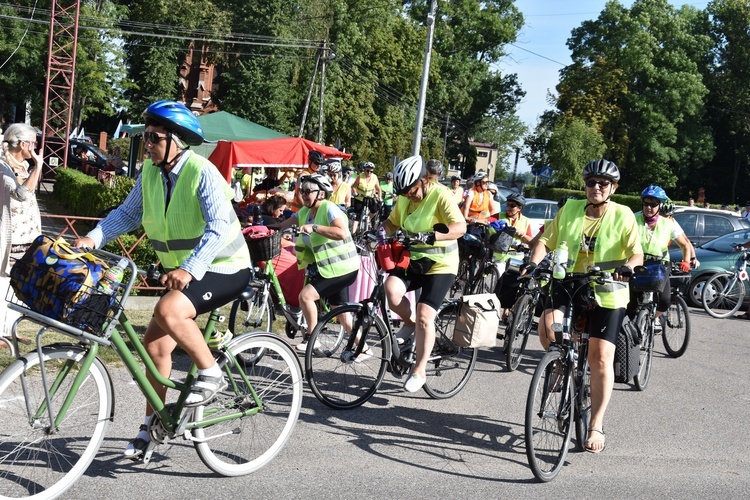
[40,0,81,179]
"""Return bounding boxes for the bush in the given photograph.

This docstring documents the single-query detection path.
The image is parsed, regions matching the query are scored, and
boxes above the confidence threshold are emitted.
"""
[534,186,643,213]
[54,168,135,217]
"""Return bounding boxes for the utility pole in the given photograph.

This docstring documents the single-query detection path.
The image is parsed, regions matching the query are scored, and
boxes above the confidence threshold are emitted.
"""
[298,48,321,137]
[317,41,328,144]
[411,0,438,156]
[441,113,450,166]
[512,147,520,183]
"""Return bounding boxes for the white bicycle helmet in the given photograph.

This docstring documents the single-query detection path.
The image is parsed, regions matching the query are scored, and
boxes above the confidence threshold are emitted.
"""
[298,173,333,196]
[393,155,425,195]
[472,171,487,185]
[326,160,342,173]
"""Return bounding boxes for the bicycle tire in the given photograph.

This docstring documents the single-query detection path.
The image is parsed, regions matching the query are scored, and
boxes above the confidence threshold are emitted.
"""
[193,333,303,476]
[504,294,535,372]
[450,259,471,298]
[633,309,654,391]
[573,356,591,452]
[701,272,745,319]
[423,302,478,399]
[475,261,501,295]
[228,288,273,335]
[0,344,113,499]
[525,349,574,482]
[305,303,389,409]
[662,295,691,358]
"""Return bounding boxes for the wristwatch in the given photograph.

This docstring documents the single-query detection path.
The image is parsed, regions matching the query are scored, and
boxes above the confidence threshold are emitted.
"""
[312,224,319,233]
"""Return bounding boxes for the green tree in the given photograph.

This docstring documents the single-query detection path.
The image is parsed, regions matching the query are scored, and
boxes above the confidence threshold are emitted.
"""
[547,118,605,189]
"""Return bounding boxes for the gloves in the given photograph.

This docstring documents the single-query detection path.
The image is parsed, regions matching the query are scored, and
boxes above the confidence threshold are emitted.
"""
[680,261,691,273]
[489,220,507,232]
[615,265,633,277]
[416,232,436,245]
[503,225,517,237]
[520,262,537,275]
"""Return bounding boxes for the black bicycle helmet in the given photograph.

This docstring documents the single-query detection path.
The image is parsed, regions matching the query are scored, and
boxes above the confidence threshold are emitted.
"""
[506,192,526,206]
[308,150,326,165]
[450,175,461,182]
[298,173,333,196]
[393,155,425,195]
[582,159,620,183]
[142,100,204,145]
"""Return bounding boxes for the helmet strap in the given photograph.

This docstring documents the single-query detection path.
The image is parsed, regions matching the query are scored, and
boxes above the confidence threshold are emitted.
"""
[155,134,184,169]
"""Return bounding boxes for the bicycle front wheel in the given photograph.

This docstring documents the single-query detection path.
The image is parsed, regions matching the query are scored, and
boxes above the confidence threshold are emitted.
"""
[193,333,303,476]
[305,304,389,409]
[423,302,478,399]
[662,295,691,358]
[476,261,501,295]
[0,344,113,499]
[504,294,535,371]
[449,260,471,298]
[702,272,745,319]
[633,309,654,391]
[525,349,574,482]
[573,356,591,452]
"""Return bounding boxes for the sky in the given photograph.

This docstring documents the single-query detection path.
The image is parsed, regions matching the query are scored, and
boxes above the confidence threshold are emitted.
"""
[500,0,710,173]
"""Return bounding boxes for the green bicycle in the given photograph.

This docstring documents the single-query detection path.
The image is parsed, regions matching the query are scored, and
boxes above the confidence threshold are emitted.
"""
[0,250,303,499]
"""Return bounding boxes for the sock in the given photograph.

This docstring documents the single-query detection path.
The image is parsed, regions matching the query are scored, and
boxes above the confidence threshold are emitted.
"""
[198,363,221,378]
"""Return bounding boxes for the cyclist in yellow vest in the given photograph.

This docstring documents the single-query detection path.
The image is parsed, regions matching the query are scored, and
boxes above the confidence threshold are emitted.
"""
[383,156,467,393]
[462,171,492,222]
[326,159,351,208]
[632,185,697,327]
[351,161,382,233]
[74,100,252,458]
[275,173,359,352]
[380,171,395,220]
[525,159,643,454]
[290,150,326,212]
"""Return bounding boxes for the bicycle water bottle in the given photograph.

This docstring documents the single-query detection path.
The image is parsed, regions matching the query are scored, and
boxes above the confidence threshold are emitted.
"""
[376,226,387,246]
[553,241,568,280]
[252,205,264,226]
[98,258,127,295]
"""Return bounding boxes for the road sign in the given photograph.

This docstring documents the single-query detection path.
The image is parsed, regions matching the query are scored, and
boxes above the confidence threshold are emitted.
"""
[539,166,553,179]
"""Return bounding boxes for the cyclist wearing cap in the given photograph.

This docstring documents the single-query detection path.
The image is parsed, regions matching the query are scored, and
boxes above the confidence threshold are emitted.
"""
[493,192,533,321]
[524,158,643,454]
[462,172,492,222]
[275,173,358,352]
[380,171,395,220]
[449,175,464,206]
[382,155,466,393]
[326,160,351,208]
[74,100,252,458]
[290,150,327,212]
[631,185,697,325]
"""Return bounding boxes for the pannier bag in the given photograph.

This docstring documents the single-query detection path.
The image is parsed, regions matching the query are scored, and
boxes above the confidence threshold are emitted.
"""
[613,319,641,383]
[9,235,112,332]
[375,242,410,272]
[453,293,501,348]
[631,262,668,292]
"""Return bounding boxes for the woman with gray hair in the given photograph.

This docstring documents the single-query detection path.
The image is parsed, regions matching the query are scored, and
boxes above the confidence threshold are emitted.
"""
[1,123,43,335]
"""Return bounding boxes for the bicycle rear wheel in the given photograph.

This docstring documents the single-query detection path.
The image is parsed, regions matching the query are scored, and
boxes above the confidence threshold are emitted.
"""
[449,260,471,298]
[475,261,501,295]
[504,294,535,371]
[633,309,654,391]
[662,295,691,358]
[228,288,273,335]
[305,304,389,409]
[702,272,745,319]
[193,333,303,476]
[525,349,574,482]
[423,302,478,399]
[0,345,113,499]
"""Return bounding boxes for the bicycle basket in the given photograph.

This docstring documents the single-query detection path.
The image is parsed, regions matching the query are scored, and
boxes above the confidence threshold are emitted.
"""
[8,260,120,335]
[243,228,282,262]
[459,233,485,258]
[632,262,667,292]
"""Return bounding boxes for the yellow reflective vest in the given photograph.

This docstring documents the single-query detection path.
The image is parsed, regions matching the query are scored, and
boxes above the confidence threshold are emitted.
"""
[295,200,359,278]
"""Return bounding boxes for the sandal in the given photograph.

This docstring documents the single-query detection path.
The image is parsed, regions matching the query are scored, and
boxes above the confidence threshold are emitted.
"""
[585,428,606,454]
[124,424,150,458]
[185,373,228,407]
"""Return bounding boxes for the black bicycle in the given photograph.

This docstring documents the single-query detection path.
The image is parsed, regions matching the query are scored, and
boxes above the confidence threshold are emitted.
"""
[305,226,478,409]
[629,265,660,391]
[450,223,502,298]
[662,261,691,358]
[525,267,616,482]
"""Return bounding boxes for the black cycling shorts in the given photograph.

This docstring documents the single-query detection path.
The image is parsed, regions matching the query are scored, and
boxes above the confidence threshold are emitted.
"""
[388,269,456,311]
[176,268,252,317]
[308,269,358,305]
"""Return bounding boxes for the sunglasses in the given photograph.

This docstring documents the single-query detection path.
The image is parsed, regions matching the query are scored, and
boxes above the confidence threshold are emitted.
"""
[299,188,318,196]
[642,201,660,208]
[481,180,489,184]
[506,202,520,209]
[585,179,612,189]
[143,131,168,144]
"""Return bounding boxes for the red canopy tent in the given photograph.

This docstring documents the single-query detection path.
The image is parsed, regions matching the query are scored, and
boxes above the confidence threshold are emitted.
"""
[208,137,352,182]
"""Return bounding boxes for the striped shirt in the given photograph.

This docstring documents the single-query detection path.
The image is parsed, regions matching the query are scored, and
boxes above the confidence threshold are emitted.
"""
[87,150,237,280]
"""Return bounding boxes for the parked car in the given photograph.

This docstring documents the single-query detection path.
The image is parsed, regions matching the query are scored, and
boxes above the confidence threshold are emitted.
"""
[500,198,559,236]
[38,134,108,177]
[668,229,750,307]
[671,207,750,248]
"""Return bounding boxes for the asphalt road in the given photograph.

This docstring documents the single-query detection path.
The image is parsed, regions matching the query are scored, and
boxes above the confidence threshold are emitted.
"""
[65,307,749,499]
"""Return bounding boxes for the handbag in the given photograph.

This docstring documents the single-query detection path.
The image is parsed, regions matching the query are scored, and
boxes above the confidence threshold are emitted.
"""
[452,293,501,348]
[9,235,112,332]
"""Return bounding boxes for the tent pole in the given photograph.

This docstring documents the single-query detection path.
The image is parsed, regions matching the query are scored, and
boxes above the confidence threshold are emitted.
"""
[299,46,322,137]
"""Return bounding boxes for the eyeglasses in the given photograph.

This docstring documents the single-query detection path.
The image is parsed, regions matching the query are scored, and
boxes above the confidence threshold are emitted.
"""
[506,202,520,209]
[299,188,318,196]
[143,131,168,144]
[24,140,37,147]
[481,180,489,184]
[642,201,660,208]
[585,179,612,189]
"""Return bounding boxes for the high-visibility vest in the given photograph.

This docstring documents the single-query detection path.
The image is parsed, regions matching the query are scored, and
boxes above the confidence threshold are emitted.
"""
[354,174,378,198]
[141,153,250,271]
[295,200,359,278]
[330,182,349,206]
[635,213,672,261]
[467,188,491,220]
[555,199,635,309]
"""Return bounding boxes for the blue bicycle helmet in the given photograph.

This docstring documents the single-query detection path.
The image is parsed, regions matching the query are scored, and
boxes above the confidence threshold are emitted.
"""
[641,185,668,201]
[142,100,204,145]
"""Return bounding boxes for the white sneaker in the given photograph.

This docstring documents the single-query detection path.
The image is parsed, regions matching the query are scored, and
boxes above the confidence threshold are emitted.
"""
[404,373,426,393]
[653,318,663,333]
[296,339,321,352]
[354,346,373,363]
[395,325,416,345]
